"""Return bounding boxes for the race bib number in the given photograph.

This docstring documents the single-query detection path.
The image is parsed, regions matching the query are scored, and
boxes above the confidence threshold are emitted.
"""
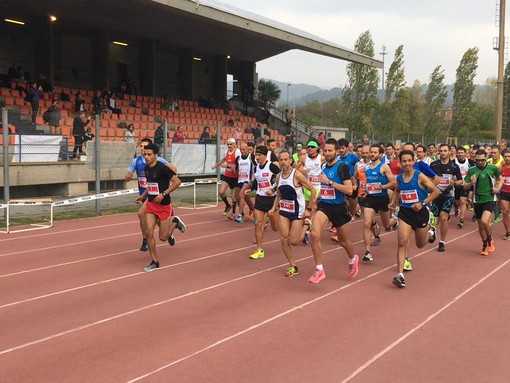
[258,181,270,189]
[439,174,453,187]
[504,176,510,186]
[366,182,382,194]
[138,177,148,188]
[147,182,160,195]
[238,172,249,182]
[359,181,366,190]
[279,199,295,213]
[308,175,320,183]
[320,185,335,199]
[400,189,419,204]
[460,169,467,177]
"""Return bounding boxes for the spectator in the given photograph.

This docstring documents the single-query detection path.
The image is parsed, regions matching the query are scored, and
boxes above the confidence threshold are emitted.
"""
[232,127,242,141]
[127,78,138,96]
[72,111,91,159]
[317,132,325,150]
[84,127,95,143]
[107,91,121,117]
[172,125,185,143]
[26,81,41,123]
[199,126,211,144]
[75,91,85,113]
[154,120,165,148]
[91,90,103,116]
[124,124,136,144]
[43,99,62,135]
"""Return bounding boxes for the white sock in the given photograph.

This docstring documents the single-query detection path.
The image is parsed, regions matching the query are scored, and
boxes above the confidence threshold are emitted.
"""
[316,264,324,271]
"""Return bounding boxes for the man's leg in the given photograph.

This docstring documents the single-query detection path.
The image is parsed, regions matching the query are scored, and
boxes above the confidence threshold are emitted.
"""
[362,207,375,260]
[138,201,148,251]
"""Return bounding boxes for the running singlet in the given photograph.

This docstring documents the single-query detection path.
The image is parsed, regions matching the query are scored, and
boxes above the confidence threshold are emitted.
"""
[356,161,368,196]
[128,155,169,194]
[319,160,351,204]
[501,165,510,193]
[430,160,462,198]
[278,169,305,219]
[144,161,175,205]
[303,154,322,200]
[465,164,500,203]
[365,161,388,197]
[397,170,428,208]
[454,158,474,179]
[224,149,240,178]
[255,161,278,197]
[236,154,253,183]
[338,152,359,177]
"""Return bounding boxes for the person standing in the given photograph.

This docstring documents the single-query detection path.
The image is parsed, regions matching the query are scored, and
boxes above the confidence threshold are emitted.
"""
[269,150,315,276]
[308,138,359,284]
[463,149,503,256]
[72,111,91,159]
[134,144,186,272]
[390,150,440,288]
[43,99,61,135]
[27,81,41,123]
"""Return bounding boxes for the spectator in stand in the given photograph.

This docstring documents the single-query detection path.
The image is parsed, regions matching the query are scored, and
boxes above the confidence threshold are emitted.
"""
[27,81,41,122]
[125,124,136,144]
[285,109,293,132]
[232,127,242,141]
[75,91,86,113]
[317,131,325,150]
[154,122,164,149]
[199,95,207,108]
[199,126,211,144]
[84,127,95,143]
[172,125,186,143]
[118,81,127,98]
[162,95,172,110]
[92,90,103,116]
[72,111,91,159]
[127,79,138,96]
[107,91,121,117]
[43,99,61,135]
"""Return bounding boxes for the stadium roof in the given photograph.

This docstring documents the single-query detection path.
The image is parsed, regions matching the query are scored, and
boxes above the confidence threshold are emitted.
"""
[1,0,382,68]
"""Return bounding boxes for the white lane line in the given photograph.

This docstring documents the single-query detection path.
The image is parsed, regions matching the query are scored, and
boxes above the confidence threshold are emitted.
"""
[0,227,253,278]
[340,256,510,383]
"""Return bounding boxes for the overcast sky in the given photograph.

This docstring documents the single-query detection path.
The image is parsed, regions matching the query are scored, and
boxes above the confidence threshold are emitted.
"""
[219,0,502,88]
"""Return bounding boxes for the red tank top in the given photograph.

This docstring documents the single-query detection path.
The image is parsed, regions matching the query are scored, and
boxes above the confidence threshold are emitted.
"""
[224,149,238,178]
[501,164,510,193]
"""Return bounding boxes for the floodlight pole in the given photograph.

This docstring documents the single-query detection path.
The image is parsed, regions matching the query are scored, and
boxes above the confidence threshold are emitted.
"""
[496,0,506,143]
[380,45,388,92]
[286,83,291,107]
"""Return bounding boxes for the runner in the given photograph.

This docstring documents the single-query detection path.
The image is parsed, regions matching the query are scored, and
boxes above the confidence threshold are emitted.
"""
[337,138,360,218]
[463,149,503,256]
[361,144,397,261]
[454,146,475,228]
[125,138,170,251]
[500,150,510,240]
[234,142,255,223]
[211,137,240,219]
[269,150,316,276]
[134,144,186,272]
[429,144,463,252]
[390,149,440,288]
[308,138,359,284]
[247,146,280,259]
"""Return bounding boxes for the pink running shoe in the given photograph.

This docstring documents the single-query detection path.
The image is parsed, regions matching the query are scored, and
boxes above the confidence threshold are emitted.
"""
[227,213,235,220]
[308,269,326,284]
[347,254,359,279]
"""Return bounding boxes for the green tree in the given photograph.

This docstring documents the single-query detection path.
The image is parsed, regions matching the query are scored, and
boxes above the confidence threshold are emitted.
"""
[471,77,497,138]
[384,45,406,103]
[339,30,379,135]
[258,79,281,104]
[424,65,448,138]
[451,47,479,136]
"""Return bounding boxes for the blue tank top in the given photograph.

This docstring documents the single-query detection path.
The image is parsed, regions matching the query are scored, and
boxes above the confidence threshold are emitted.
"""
[397,170,428,208]
[365,161,388,197]
[319,160,347,205]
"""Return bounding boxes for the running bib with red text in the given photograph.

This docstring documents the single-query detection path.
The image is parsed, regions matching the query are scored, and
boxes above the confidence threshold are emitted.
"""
[320,186,335,199]
[279,199,295,213]
[147,182,160,195]
[400,189,419,204]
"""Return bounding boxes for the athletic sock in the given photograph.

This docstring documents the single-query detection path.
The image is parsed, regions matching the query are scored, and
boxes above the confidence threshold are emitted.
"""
[232,201,237,214]
[221,196,229,206]
[316,264,324,271]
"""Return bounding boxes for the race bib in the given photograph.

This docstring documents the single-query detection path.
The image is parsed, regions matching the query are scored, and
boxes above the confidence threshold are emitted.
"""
[138,177,148,188]
[439,174,453,187]
[147,182,160,195]
[400,189,419,204]
[504,176,510,186]
[460,169,467,177]
[258,181,270,189]
[320,185,335,199]
[366,182,382,194]
[238,172,249,182]
[279,199,295,213]
[308,175,320,183]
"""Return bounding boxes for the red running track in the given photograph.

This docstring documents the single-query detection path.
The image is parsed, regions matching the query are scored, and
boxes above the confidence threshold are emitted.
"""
[1,208,509,382]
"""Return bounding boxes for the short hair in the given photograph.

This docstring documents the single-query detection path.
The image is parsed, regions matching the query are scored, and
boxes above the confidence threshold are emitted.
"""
[267,139,275,145]
[416,144,426,152]
[449,144,457,150]
[385,142,394,149]
[144,143,159,154]
[490,144,500,151]
[457,146,466,153]
[403,142,416,151]
[399,149,415,161]
[278,149,291,157]
[439,143,449,150]
[370,144,383,154]
[325,138,339,150]
[141,137,153,145]
[475,149,487,156]
[427,143,436,148]
[337,138,349,148]
[255,137,266,146]
[247,141,255,148]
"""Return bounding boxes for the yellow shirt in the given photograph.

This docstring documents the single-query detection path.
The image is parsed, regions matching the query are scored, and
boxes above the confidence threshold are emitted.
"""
[487,155,504,167]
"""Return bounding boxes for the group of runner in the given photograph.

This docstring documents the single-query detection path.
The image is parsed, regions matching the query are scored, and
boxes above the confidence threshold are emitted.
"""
[125,135,510,287]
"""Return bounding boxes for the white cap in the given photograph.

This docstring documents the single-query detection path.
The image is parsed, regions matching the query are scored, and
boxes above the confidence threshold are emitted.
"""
[227,138,236,144]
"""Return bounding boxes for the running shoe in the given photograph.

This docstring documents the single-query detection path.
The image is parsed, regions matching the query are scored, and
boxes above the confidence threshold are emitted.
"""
[480,241,489,256]
[403,258,413,271]
[370,236,381,246]
[504,233,510,240]
[350,215,355,222]
[471,214,477,222]
[457,220,464,229]
[428,226,437,244]
[362,250,373,262]
[303,218,312,232]
[223,204,231,216]
[347,254,359,278]
[486,239,495,253]
[144,260,159,272]
[393,274,406,288]
[468,200,473,211]
[370,220,381,237]
[168,235,175,246]
[308,268,326,284]
[247,210,254,221]
[285,265,299,277]
[227,212,235,220]
[429,212,437,226]
[389,217,399,231]
[172,216,186,233]
[249,249,265,259]
[438,242,446,252]
[234,214,243,223]
[330,234,338,242]
[302,232,309,244]
[355,208,361,218]
[139,239,148,252]
[493,216,501,224]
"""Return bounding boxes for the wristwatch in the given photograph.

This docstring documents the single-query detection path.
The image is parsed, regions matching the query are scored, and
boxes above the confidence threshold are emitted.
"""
[328,180,334,186]
[162,191,167,196]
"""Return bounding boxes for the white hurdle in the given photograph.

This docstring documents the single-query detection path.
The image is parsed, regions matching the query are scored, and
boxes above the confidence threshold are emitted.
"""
[178,178,219,210]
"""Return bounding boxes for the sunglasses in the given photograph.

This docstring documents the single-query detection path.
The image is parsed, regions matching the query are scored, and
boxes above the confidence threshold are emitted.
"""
[307,146,317,149]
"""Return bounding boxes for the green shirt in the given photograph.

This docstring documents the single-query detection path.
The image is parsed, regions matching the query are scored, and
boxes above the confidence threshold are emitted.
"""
[464,164,500,203]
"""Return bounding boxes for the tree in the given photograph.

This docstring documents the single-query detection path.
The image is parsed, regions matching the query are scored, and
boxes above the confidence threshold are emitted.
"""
[339,30,379,135]
[384,45,406,103]
[258,79,281,105]
[424,65,448,138]
[451,47,479,136]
